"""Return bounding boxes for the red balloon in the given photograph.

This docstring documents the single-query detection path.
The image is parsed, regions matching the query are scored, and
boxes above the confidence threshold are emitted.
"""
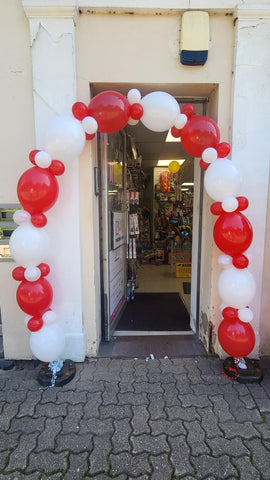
[12,266,25,281]
[181,116,220,157]
[181,103,195,118]
[27,316,44,332]
[210,202,223,216]
[213,211,253,256]
[232,254,249,269]
[222,307,238,321]
[218,317,255,357]
[17,167,59,215]
[72,102,89,120]
[16,277,53,316]
[199,158,210,171]
[85,133,95,141]
[31,213,47,228]
[216,142,231,158]
[38,263,50,277]
[48,160,65,176]
[130,103,143,120]
[29,149,40,165]
[171,126,182,138]
[237,196,249,211]
[88,91,130,133]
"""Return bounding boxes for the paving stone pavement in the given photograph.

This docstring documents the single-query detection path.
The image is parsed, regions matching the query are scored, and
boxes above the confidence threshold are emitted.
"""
[0,356,270,479]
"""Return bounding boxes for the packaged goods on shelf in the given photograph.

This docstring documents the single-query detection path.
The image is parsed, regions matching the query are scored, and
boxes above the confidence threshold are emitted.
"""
[176,263,192,278]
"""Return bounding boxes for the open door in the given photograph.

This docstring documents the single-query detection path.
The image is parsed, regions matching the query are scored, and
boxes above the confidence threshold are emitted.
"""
[98,131,128,341]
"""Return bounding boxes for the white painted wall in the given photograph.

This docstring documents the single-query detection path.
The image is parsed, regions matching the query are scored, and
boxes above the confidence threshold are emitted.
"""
[78,0,270,14]
[230,5,270,357]
[0,0,35,203]
[260,171,270,355]
[0,0,35,359]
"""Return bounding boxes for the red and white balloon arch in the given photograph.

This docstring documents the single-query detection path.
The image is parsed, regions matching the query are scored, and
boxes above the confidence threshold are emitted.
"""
[9,89,256,363]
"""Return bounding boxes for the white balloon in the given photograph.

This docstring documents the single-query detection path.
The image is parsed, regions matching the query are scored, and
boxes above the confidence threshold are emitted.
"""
[218,266,256,309]
[174,113,187,130]
[202,147,218,164]
[35,151,52,168]
[127,118,139,126]
[24,266,41,282]
[127,88,141,105]
[82,116,98,135]
[218,254,232,268]
[141,91,180,132]
[44,115,85,163]
[238,307,254,323]
[13,210,31,225]
[30,323,65,363]
[222,196,239,213]
[43,310,57,325]
[204,159,242,201]
[9,225,50,267]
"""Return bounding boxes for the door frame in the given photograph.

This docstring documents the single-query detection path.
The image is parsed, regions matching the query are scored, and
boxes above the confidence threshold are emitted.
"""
[98,96,207,341]
[98,131,128,341]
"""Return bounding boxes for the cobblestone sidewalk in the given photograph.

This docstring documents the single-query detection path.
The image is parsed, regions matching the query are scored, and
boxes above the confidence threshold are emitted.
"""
[0,356,270,479]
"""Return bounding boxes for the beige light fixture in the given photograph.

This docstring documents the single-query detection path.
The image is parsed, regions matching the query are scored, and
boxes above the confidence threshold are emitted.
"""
[157,159,185,167]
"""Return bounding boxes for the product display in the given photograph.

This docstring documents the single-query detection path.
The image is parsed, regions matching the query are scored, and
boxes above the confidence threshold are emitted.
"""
[152,166,193,272]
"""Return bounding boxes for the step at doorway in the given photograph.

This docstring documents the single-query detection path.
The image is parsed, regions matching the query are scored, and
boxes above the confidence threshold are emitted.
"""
[98,334,205,358]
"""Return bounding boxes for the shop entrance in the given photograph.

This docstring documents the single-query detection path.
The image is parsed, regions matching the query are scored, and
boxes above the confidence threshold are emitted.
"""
[97,87,206,347]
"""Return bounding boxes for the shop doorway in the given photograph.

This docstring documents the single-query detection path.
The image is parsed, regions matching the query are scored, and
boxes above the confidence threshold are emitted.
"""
[97,87,206,345]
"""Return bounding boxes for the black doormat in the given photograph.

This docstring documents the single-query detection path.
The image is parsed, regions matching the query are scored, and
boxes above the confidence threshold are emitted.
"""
[183,282,191,294]
[116,293,190,331]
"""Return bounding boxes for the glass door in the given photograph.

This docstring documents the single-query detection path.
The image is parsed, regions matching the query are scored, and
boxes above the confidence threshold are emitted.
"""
[99,131,127,341]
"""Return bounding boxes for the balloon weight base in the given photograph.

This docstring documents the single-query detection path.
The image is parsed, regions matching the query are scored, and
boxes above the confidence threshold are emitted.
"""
[223,357,263,383]
[0,359,15,371]
[38,359,76,387]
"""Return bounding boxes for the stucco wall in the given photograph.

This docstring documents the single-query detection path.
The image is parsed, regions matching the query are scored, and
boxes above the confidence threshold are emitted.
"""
[260,167,270,355]
[230,11,270,357]
[0,0,35,199]
[76,12,234,94]
[0,0,35,358]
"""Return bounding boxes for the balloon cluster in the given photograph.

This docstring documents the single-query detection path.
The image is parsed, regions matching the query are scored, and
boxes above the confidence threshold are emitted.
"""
[9,115,87,362]
[202,154,255,357]
[10,89,255,362]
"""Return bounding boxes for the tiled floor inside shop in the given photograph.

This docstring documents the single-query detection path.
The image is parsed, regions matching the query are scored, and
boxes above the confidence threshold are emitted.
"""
[136,263,191,312]
[98,263,206,358]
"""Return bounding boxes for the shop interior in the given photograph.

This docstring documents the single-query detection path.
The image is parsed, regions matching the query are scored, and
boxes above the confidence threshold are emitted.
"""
[118,121,194,333]
[99,94,206,340]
